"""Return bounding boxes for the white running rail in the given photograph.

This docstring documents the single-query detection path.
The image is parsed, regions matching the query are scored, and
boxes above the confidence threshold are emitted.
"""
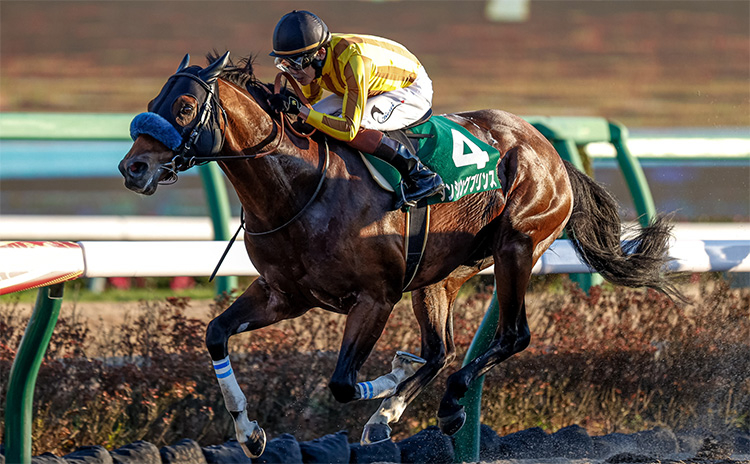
[2,216,748,242]
[1,237,748,295]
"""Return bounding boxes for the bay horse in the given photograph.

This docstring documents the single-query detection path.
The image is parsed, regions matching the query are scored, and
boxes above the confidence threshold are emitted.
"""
[119,52,679,457]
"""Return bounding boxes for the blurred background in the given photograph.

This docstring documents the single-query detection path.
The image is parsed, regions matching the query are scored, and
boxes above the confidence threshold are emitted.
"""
[1,0,748,220]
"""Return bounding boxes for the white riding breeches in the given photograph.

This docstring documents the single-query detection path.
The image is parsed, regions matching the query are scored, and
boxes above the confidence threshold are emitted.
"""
[312,66,433,132]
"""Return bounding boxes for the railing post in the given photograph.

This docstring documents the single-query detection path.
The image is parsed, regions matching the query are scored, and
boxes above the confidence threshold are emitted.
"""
[5,283,65,464]
[552,139,585,171]
[453,289,500,463]
[609,121,656,227]
[199,163,238,297]
[550,139,602,292]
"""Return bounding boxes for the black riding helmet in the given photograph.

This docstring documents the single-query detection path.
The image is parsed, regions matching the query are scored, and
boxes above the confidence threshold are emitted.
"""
[270,10,331,66]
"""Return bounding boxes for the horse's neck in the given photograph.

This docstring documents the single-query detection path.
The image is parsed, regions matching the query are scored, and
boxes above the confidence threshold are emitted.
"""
[216,79,323,231]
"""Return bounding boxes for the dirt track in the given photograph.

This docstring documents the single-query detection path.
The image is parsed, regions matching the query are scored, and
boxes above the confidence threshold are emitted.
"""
[32,424,750,464]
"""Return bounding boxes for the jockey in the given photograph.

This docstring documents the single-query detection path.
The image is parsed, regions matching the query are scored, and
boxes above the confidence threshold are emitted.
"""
[268,10,445,210]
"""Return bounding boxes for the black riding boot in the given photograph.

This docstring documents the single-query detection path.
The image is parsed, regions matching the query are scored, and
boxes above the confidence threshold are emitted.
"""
[372,136,445,210]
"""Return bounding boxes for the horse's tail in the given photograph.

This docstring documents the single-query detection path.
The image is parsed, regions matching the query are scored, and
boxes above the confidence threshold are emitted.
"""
[562,160,683,301]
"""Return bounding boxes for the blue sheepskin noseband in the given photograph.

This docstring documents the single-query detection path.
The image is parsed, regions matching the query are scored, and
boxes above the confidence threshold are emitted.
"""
[130,112,183,151]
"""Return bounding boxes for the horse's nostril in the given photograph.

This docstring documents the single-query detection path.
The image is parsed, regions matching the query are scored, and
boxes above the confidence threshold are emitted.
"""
[129,161,148,175]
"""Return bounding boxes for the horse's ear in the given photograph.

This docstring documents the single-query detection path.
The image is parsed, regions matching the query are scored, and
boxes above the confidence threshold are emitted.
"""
[200,51,230,85]
[177,54,190,73]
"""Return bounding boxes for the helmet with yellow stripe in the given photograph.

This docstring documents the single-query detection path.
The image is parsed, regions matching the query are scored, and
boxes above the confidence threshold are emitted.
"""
[270,10,331,70]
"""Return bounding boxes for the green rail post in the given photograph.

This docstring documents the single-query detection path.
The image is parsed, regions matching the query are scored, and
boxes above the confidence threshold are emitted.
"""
[453,292,500,463]
[609,121,656,227]
[5,283,65,464]
[199,163,238,297]
[552,138,586,172]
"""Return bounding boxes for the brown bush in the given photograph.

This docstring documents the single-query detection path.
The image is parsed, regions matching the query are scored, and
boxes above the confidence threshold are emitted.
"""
[0,276,748,455]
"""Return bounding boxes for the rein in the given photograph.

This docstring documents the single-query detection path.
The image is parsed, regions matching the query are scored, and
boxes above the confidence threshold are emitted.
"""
[204,72,327,279]
[245,137,329,235]
[209,137,330,282]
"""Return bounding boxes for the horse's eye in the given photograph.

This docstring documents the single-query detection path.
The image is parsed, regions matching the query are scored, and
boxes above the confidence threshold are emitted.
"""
[173,96,198,126]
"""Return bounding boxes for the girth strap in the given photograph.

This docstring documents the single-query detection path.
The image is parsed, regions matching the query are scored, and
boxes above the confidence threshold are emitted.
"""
[402,203,430,291]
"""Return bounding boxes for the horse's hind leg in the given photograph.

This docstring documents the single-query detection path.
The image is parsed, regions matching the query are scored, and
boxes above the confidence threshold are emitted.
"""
[361,279,464,444]
[205,277,309,458]
[437,226,534,435]
[435,138,572,435]
[354,351,427,402]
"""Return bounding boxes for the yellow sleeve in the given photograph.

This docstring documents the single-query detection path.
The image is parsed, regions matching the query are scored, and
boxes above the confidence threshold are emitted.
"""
[301,81,323,105]
[306,55,370,142]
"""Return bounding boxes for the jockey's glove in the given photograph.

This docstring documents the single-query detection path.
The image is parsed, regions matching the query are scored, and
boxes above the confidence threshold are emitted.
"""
[269,94,301,115]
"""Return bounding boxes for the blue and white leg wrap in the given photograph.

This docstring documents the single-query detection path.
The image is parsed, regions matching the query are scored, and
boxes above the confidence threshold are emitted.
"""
[355,351,427,401]
[213,357,233,379]
[357,381,377,400]
[356,373,399,400]
[213,356,246,412]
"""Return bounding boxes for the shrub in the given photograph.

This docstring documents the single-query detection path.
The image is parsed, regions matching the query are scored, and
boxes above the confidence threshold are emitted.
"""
[0,276,747,455]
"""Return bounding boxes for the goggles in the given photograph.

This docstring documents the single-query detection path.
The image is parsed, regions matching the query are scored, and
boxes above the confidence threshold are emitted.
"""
[274,53,313,73]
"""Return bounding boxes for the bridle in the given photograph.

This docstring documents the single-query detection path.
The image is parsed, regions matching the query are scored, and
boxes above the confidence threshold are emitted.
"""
[147,66,330,251]
[158,71,228,183]
[159,71,318,182]
[146,69,329,278]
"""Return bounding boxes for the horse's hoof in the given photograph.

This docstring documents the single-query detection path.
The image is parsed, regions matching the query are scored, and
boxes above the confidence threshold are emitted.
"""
[394,351,427,378]
[395,351,426,365]
[230,411,267,458]
[361,422,392,445]
[438,406,466,436]
[238,423,266,458]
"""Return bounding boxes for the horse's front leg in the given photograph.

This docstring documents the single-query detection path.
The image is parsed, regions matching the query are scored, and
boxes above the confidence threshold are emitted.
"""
[328,294,396,404]
[205,277,309,458]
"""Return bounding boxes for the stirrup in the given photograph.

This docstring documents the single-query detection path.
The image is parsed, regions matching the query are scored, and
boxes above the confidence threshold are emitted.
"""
[395,182,417,212]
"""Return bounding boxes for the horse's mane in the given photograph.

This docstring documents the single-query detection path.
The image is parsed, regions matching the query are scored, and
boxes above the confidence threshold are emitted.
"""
[206,51,323,143]
[206,52,295,99]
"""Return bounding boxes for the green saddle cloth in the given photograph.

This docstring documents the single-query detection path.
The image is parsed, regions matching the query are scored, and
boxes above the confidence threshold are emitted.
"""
[361,115,503,204]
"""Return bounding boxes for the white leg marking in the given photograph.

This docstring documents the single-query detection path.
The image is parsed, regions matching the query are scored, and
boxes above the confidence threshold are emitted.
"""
[213,356,266,457]
[233,409,262,443]
[367,395,409,426]
[356,373,400,400]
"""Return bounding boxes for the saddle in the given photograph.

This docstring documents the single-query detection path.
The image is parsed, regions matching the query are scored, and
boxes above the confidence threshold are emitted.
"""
[358,112,504,290]
[360,113,503,204]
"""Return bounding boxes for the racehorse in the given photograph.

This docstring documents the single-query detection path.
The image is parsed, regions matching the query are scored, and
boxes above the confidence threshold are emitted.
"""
[119,52,680,457]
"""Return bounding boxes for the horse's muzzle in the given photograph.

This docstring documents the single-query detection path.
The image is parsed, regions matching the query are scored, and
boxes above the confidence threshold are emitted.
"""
[119,157,162,195]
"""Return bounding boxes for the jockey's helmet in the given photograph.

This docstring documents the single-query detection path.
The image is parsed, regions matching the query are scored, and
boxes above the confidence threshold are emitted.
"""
[270,10,330,69]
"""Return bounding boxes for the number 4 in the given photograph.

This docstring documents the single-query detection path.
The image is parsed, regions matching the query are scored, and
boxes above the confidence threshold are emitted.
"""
[451,128,489,169]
